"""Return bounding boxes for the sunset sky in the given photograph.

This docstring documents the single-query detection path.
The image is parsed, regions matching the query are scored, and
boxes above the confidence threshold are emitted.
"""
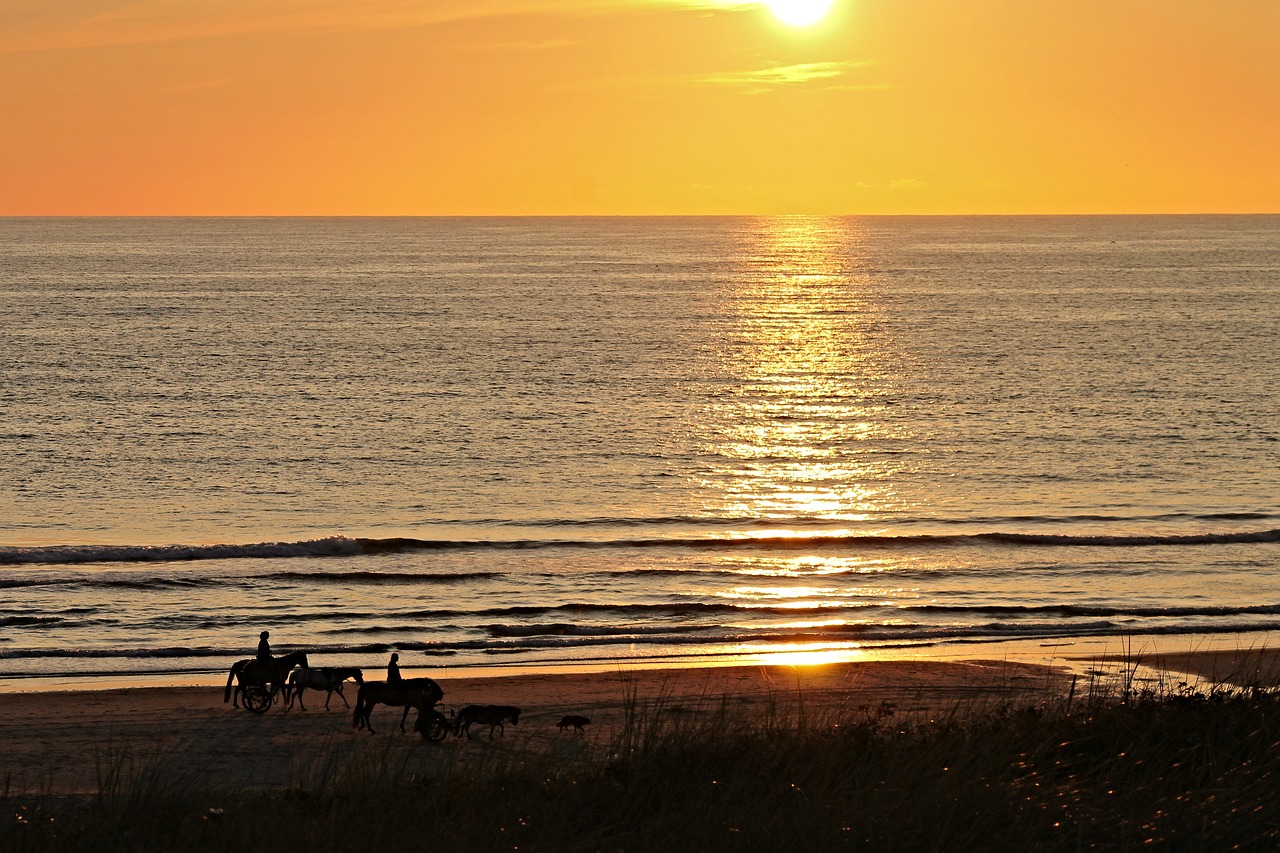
[2,0,1276,215]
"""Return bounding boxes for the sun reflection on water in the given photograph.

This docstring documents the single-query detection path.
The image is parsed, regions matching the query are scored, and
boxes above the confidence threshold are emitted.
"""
[704,218,902,515]
[702,216,905,523]
[716,585,901,603]
[730,555,897,576]
[694,217,919,656]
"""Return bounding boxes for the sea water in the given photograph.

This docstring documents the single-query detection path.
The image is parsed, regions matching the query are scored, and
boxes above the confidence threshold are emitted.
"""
[1,215,1277,685]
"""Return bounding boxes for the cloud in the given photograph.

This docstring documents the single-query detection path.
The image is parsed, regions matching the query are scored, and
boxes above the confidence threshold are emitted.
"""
[0,0,767,56]
[0,0,613,55]
[660,0,759,10]
[700,60,869,91]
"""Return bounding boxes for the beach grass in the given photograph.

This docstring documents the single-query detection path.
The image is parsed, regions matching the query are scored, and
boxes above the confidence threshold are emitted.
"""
[4,670,1279,852]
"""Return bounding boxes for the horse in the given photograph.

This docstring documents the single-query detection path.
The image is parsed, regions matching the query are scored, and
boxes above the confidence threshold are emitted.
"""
[285,666,364,710]
[352,678,444,734]
[223,651,309,709]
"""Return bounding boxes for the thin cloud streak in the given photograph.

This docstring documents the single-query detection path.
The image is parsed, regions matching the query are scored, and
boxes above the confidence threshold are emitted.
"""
[700,60,871,90]
[0,0,752,56]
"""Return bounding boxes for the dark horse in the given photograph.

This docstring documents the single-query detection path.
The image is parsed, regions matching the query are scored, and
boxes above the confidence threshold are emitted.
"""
[352,678,444,734]
[224,651,309,708]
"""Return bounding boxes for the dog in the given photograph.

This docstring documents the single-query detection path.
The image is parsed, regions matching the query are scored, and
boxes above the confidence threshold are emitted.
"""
[556,714,591,733]
[455,704,521,739]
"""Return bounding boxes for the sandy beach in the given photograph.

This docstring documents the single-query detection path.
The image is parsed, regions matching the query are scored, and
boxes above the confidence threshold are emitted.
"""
[1,659,1067,797]
[5,648,1278,798]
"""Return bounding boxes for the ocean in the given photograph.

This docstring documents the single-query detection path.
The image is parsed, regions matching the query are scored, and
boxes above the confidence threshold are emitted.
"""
[2,215,1277,687]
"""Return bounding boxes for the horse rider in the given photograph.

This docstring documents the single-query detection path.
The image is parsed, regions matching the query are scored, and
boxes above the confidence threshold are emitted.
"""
[387,652,402,683]
[257,630,273,664]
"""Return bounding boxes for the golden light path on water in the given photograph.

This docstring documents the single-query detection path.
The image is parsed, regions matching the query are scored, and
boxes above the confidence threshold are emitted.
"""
[715,586,900,606]
[704,215,906,520]
[696,217,920,663]
[730,554,898,577]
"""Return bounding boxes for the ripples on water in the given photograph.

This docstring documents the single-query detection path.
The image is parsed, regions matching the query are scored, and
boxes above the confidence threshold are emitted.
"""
[1,216,1277,679]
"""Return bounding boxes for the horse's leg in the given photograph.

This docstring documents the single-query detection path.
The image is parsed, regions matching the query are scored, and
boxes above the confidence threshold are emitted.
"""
[400,704,413,733]
[295,686,307,711]
[336,684,350,709]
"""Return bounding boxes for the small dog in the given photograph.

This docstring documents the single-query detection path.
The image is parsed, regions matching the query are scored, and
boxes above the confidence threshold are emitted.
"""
[556,714,591,733]
[455,704,521,739]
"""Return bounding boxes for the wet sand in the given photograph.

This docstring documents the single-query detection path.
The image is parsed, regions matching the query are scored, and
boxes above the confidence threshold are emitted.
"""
[1085,646,1280,690]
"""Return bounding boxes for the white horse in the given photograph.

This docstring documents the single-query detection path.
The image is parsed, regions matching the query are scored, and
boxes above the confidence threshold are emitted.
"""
[285,666,364,710]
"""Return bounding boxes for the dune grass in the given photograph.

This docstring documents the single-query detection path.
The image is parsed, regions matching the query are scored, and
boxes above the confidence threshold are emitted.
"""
[4,667,1280,852]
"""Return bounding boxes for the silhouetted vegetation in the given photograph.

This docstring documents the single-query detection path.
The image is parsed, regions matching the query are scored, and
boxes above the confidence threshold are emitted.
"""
[5,673,1280,852]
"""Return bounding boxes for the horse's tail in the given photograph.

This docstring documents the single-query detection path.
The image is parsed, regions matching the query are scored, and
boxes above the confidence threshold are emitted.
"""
[224,660,244,703]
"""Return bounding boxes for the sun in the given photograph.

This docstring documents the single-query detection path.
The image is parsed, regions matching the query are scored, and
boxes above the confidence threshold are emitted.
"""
[765,0,834,27]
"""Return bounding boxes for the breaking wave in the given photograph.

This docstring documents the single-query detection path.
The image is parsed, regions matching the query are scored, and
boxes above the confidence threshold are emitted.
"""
[2,527,1277,566]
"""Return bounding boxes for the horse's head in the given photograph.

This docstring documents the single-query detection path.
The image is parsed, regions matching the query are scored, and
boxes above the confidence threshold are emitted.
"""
[352,668,364,684]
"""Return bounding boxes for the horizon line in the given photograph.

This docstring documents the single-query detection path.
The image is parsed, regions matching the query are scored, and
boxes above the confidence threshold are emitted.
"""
[3,211,1278,219]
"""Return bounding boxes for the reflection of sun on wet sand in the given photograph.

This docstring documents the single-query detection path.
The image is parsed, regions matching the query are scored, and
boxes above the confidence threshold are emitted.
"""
[1085,646,1280,690]
[0,659,1068,796]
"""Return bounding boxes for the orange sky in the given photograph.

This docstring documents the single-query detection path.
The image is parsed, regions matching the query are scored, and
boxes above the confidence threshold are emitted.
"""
[1,0,1276,215]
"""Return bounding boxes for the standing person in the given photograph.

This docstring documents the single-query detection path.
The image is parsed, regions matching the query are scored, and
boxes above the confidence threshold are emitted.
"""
[256,630,272,664]
[387,652,402,683]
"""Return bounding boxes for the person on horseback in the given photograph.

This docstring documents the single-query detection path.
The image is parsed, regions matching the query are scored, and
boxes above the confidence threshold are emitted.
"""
[387,652,402,683]
[257,630,272,664]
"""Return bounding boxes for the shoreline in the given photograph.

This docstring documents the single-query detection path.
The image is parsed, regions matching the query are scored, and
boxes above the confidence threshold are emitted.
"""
[3,631,1276,695]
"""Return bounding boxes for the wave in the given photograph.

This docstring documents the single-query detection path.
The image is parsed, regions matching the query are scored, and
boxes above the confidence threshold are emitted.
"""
[261,570,503,584]
[977,530,1280,547]
[0,537,363,566]
[35,598,1280,638]
[0,570,503,592]
[356,529,1280,553]
[487,604,1280,636]
[0,615,64,627]
[314,598,1280,628]
[485,623,712,638]
[907,603,1280,618]
[8,618,1280,666]
[3,526,1277,566]
[521,511,1280,529]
